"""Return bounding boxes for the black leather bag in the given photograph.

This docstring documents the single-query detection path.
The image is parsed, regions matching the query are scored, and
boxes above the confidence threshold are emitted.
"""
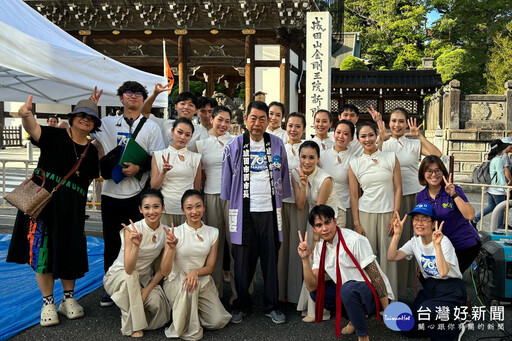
[98,117,147,179]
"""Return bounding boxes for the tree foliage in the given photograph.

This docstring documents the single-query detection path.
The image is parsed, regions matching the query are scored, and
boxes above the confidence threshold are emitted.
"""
[340,56,368,70]
[485,22,512,94]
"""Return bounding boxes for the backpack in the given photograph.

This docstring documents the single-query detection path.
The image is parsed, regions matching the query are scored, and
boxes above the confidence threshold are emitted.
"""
[472,161,496,184]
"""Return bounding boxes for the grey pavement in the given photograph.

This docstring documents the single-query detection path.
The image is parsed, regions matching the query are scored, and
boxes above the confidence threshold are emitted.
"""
[1,146,511,340]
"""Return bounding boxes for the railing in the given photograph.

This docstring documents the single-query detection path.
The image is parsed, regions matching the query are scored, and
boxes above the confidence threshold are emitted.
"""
[1,158,102,211]
[457,182,511,232]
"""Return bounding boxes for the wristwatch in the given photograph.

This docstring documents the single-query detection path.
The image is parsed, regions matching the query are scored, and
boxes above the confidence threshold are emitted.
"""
[450,192,459,200]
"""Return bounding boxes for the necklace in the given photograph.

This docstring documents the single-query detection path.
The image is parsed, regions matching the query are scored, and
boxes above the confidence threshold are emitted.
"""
[69,128,81,177]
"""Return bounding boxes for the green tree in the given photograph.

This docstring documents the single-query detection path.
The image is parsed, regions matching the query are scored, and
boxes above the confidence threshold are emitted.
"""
[340,56,368,70]
[485,22,512,94]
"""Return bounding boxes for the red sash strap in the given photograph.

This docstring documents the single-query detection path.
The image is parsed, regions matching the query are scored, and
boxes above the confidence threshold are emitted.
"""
[314,226,383,338]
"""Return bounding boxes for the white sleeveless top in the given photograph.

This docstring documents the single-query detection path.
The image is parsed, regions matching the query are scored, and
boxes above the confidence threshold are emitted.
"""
[196,134,232,194]
[311,136,335,151]
[320,147,352,210]
[292,166,342,217]
[349,150,396,213]
[154,146,201,214]
[107,219,166,286]
[169,222,219,281]
[266,127,289,144]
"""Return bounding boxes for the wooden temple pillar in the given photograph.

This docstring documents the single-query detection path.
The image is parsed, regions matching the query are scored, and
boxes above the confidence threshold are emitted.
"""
[206,67,214,96]
[244,32,255,109]
[280,44,290,115]
[178,34,189,93]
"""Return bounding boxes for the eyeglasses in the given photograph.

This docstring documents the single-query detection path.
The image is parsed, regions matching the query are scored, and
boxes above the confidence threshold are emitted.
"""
[76,112,96,121]
[124,91,143,97]
[425,168,443,175]
[413,217,432,224]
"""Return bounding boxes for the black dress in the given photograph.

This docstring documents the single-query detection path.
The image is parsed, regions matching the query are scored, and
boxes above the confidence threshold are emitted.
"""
[7,127,99,279]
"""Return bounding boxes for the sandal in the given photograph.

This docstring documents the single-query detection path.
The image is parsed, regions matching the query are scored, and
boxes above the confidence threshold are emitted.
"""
[342,322,355,335]
[58,298,84,319]
[131,330,144,338]
[40,304,59,327]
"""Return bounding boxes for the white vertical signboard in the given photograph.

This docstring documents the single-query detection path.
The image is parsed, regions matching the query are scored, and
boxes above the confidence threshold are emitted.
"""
[306,12,332,139]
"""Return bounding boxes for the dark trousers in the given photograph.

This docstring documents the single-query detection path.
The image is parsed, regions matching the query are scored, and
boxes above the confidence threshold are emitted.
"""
[101,194,141,272]
[311,280,376,337]
[408,277,467,341]
[455,240,481,274]
[232,211,279,313]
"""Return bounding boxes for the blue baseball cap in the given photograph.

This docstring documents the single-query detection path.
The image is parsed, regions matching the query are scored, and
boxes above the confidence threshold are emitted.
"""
[409,203,437,220]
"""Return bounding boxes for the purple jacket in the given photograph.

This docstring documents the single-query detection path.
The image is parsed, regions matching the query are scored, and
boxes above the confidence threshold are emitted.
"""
[221,133,291,245]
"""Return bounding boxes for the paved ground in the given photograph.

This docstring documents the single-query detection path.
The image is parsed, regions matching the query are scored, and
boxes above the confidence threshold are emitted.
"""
[1,146,512,340]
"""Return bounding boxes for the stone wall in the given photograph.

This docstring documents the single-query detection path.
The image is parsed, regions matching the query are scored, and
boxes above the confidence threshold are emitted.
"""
[424,80,512,189]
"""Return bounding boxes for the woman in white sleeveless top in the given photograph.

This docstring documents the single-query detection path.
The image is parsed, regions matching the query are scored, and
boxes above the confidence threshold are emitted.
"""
[265,101,289,143]
[160,190,231,340]
[278,112,309,304]
[377,107,441,299]
[310,110,334,151]
[320,119,355,229]
[195,106,234,298]
[348,120,402,298]
[103,189,171,337]
[151,117,201,227]
[292,140,343,323]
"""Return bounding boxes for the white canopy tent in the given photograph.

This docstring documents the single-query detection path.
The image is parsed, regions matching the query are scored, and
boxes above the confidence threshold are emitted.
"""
[0,0,167,108]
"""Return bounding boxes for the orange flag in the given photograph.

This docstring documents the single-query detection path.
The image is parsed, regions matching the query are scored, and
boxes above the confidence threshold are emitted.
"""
[163,39,174,93]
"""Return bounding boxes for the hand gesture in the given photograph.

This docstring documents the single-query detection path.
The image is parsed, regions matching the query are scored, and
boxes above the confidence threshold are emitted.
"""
[442,173,456,197]
[405,117,423,138]
[165,223,178,248]
[432,221,444,245]
[297,231,312,259]
[122,162,140,177]
[295,168,308,187]
[377,120,392,142]
[368,105,382,123]
[354,223,366,236]
[161,154,173,174]
[392,211,407,236]
[140,286,151,303]
[153,82,172,95]
[183,270,199,292]
[18,96,33,118]
[89,86,103,104]
[122,219,143,246]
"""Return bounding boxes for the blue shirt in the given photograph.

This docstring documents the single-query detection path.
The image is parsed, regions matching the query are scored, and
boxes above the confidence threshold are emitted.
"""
[416,185,480,250]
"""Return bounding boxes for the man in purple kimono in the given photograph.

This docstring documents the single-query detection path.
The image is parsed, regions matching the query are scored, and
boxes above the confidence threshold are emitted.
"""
[221,101,291,324]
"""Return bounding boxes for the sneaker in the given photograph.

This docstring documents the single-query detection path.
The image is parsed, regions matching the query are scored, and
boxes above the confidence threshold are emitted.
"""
[230,310,246,324]
[59,297,84,319]
[40,304,59,327]
[100,293,114,307]
[265,310,286,324]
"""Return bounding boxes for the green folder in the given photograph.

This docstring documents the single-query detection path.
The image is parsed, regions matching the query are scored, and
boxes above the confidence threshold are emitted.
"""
[112,138,150,183]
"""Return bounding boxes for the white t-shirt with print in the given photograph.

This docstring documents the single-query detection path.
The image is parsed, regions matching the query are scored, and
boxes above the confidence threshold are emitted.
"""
[249,138,272,212]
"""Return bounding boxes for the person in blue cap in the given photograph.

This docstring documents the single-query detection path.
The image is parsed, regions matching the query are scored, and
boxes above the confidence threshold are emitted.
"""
[387,203,467,341]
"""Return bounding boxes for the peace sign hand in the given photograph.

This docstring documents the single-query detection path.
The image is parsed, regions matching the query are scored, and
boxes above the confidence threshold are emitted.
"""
[368,105,382,123]
[377,120,392,142]
[295,168,308,187]
[165,223,178,248]
[89,86,103,104]
[18,96,33,118]
[162,154,173,174]
[405,117,423,138]
[153,82,173,95]
[392,211,407,236]
[122,219,143,246]
[297,230,311,259]
[433,221,444,245]
[442,173,456,196]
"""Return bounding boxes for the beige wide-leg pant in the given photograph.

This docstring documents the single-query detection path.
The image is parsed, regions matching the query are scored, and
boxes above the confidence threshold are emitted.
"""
[359,211,397,298]
[163,273,231,340]
[204,194,236,298]
[297,208,345,320]
[396,193,418,300]
[279,202,309,303]
[161,213,187,227]
[103,269,170,336]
